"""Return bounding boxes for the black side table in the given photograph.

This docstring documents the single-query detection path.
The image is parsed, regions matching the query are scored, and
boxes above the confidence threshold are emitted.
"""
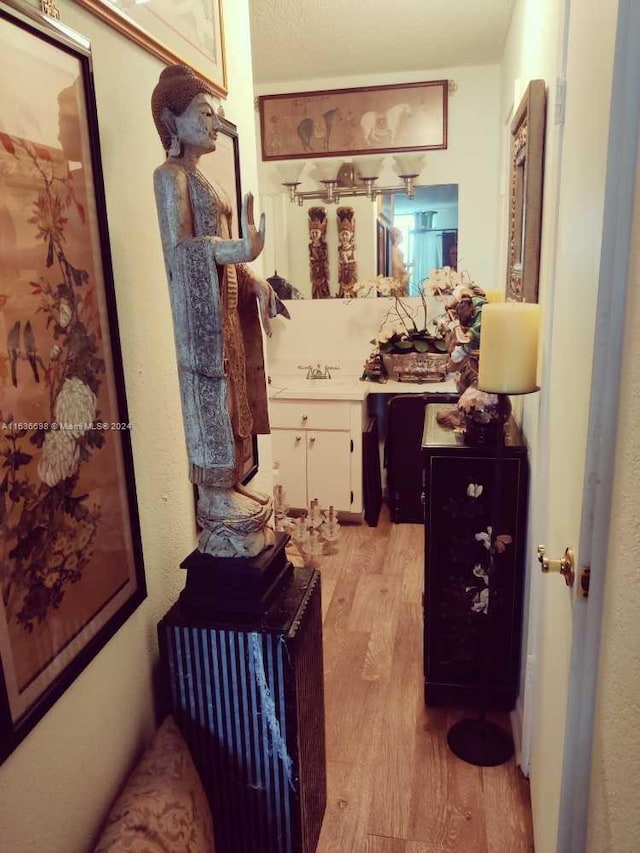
[421,402,529,711]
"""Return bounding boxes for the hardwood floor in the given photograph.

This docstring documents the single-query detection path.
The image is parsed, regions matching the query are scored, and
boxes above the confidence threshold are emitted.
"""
[314,507,534,852]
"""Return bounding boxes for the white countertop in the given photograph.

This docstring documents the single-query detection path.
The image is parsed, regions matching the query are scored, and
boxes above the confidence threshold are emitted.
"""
[267,375,459,401]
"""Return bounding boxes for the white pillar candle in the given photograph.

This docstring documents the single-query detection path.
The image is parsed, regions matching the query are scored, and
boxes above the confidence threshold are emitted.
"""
[478,303,541,394]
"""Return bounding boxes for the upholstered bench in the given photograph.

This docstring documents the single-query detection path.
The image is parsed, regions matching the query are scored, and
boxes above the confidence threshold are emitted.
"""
[93,715,215,852]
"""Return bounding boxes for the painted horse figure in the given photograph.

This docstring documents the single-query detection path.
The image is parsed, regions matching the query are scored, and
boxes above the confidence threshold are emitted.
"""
[360,102,412,146]
[297,108,340,152]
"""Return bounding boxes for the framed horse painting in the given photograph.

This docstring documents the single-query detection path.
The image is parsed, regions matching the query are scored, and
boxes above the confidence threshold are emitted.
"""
[258,80,448,161]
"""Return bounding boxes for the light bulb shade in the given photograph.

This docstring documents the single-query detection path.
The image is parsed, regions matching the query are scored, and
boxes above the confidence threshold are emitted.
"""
[310,161,340,183]
[478,303,541,394]
[276,162,305,184]
[353,156,384,181]
[393,153,424,177]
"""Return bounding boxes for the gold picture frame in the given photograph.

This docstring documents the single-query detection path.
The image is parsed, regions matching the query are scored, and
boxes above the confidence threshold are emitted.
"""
[506,80,546,303]
[259,80,448,161]
[75,0,227,97]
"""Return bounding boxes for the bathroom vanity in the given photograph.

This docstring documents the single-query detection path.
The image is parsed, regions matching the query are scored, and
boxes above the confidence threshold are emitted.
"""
[269,380,368,515]
[268,376,458,517]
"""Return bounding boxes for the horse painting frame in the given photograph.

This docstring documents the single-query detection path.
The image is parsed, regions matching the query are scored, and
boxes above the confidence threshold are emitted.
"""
[258,80,448,161]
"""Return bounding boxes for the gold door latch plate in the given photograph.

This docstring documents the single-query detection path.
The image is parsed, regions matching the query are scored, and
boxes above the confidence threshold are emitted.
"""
[537,545,575,587]
[578,566,591,599]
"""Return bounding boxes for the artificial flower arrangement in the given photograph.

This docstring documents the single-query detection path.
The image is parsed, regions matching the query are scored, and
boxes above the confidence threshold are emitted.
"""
[423,266,488,375]
[422,265,472,296]
[368,266,486,356]
[351,275,406,299]
[369,286,449,356]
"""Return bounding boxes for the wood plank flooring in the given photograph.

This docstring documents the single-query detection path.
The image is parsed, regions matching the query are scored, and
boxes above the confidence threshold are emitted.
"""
[315,507,534,852]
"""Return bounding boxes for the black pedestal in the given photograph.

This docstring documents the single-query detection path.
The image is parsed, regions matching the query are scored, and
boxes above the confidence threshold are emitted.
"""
[447,718,514,766]
[179,532,293,615]
[158,568,326,853]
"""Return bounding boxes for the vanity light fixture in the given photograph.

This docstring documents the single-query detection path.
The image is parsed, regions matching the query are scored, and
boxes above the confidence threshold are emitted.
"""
[278,153,426,205]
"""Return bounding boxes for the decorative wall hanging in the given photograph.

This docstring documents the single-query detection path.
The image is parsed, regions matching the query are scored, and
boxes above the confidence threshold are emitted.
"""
[0,0,145,764]
[259,80,448,160]
[336,207,358,298]
[75,0,227,97]
[506,80,546,303]
[308,207,330,299]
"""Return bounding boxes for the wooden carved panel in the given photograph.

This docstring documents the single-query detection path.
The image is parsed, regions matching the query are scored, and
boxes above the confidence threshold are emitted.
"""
[308,207,330,298]
[336,206,357,297]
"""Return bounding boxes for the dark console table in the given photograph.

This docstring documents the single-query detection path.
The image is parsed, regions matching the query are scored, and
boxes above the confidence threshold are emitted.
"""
[158,567,326,853]
[421,402,529,710]
[370,390,458,524]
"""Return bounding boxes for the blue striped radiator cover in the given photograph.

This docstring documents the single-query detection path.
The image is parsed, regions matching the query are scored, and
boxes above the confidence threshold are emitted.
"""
[158,568,326,852]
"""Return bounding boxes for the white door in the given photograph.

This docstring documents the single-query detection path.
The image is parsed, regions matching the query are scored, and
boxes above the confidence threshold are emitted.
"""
[306,430,352,511]
[525,1,629,850]
[272,429,307,509]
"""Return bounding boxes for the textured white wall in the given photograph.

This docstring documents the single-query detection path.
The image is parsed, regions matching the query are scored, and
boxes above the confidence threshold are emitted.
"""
[495,5,565,785]
[0,1,261,850]
[587,139,640,853]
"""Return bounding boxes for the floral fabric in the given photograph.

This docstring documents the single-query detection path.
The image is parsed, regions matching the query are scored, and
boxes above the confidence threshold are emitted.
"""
[93,716,215,852]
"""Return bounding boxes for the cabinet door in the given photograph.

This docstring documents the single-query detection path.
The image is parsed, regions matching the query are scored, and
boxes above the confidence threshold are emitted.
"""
[424,452,527,709]
[272,429,307,509]
[306,431,352,511]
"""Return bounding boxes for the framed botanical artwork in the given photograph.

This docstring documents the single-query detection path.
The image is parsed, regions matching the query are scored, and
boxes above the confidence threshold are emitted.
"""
[259,80,448,161]
[506,80,546,303]
[75,0,227,97]
[0,0,145,763]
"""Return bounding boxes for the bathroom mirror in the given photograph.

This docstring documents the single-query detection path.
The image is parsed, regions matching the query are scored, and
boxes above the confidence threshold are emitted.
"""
[267,183,458,299]
[377,184,458,296]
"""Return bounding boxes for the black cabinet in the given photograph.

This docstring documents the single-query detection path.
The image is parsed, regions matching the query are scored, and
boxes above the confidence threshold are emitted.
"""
[421,403,529,710]
[381,391,458,523]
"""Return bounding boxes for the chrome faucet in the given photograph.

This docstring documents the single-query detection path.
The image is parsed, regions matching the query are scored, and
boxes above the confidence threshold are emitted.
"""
[297,363,340,380]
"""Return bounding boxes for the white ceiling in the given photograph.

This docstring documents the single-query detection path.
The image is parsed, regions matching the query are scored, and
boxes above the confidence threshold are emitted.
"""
[248,0,516,86]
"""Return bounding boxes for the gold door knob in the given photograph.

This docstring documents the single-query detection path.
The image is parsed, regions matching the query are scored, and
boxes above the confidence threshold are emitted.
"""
[537,545,575,587]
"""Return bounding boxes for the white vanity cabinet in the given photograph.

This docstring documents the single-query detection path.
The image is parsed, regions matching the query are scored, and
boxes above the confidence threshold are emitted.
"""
[270,397,365,515]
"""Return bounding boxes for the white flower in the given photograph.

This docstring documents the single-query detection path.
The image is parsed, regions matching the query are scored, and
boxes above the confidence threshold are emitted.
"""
[467,483,483,498]
[37,430,79,486]
[59,299,72,329]
[473,564,489,584]
[54,377,97,437]
[50,345,61,361]
[472,588,489,614]
[475,527,493,550]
